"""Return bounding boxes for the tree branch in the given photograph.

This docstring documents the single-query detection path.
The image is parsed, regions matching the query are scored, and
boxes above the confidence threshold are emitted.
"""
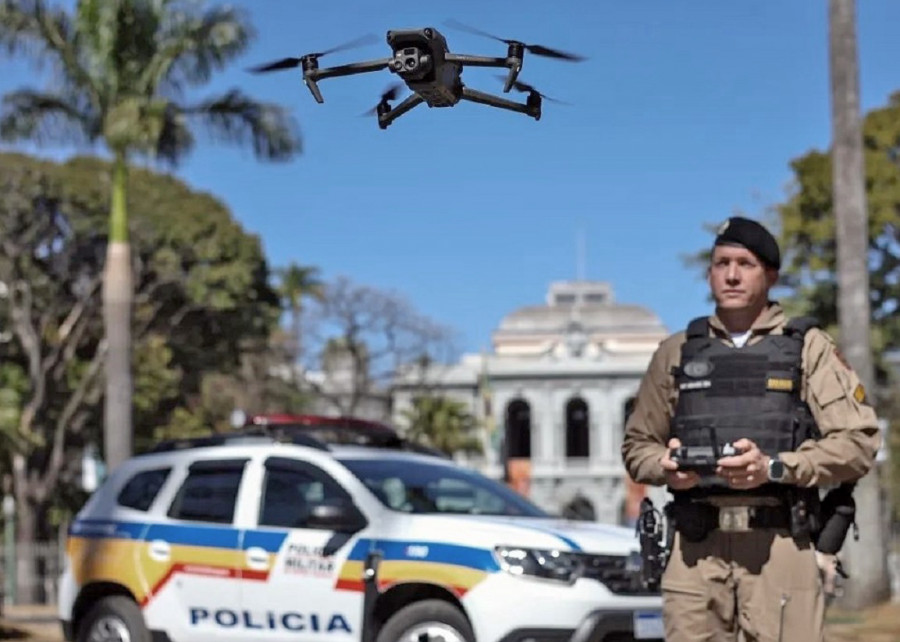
[10,279,46,433]
[48,275,102,379]
[37,338,106,501]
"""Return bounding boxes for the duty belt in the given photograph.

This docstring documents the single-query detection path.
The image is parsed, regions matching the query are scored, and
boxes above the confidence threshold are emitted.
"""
[670,501,791,539]
[714,505,791,532]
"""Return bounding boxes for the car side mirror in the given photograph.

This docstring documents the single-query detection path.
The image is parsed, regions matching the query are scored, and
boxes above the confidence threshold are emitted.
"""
[307,498,368,533]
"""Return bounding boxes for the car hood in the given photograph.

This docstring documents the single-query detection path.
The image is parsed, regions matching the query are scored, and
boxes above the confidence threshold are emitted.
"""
[381,513,641,556]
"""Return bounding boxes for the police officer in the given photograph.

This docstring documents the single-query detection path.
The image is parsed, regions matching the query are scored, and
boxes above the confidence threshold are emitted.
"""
[621,216,881,642]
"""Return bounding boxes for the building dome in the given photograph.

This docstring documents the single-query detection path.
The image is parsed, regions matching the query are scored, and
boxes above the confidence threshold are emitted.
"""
[497,303,665,334]
[492,281,668,358]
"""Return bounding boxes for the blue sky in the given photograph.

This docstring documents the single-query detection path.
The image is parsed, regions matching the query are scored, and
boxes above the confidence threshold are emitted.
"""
[2,1,900,356]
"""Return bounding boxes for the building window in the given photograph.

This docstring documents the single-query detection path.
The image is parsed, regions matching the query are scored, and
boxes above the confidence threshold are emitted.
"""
[504,399,531,459]
[565,397,590,457]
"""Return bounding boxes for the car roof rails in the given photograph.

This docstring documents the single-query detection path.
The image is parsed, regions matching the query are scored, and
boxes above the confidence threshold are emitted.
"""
[148,428,332,454]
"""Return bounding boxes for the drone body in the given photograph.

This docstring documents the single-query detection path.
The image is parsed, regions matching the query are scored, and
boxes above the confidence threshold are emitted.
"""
[250,22,583,129]
[387,28,461,108]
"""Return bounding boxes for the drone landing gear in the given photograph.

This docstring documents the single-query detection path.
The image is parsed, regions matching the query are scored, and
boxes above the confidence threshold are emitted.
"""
[460,87,541,121]
[377,94,426,129]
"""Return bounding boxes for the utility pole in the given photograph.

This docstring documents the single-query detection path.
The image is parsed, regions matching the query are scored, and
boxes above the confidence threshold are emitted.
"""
[828,0,891,607]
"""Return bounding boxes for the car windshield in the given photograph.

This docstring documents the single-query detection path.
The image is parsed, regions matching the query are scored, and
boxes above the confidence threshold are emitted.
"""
[338,457,550,517]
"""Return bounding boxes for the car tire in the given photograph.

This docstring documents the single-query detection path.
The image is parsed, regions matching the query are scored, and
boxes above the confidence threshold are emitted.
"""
[76,595,151,642]
[376,599,475,642]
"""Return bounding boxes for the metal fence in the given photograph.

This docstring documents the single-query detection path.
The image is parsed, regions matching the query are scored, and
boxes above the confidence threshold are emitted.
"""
[1,540,64,608]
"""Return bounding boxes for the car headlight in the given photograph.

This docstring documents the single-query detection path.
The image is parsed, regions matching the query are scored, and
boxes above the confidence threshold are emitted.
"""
[493,546,584,584]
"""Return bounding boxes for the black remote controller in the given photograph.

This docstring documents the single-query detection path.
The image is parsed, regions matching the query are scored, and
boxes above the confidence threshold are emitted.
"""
[670,443,744,476]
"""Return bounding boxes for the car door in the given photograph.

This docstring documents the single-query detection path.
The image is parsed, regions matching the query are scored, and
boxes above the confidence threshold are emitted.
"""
[142,458,248,642]
[239,456,368,642]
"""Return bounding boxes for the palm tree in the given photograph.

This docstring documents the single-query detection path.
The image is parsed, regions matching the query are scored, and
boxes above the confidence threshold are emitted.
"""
[276,263,325,371]
[0,0,301,469]
[402,395,483,457]
[827,0,890,607]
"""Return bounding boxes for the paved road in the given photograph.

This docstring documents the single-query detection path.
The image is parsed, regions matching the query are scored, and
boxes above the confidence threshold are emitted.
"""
[1,604,61,641]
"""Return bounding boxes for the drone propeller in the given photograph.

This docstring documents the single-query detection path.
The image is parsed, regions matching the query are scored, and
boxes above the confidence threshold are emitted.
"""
[248,33,380,73]
[495,75,570,104]
[444,19,586,61]
[361,83,405,116]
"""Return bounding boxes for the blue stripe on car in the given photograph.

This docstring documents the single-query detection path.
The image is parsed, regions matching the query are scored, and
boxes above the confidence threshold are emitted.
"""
[347,539,499,572]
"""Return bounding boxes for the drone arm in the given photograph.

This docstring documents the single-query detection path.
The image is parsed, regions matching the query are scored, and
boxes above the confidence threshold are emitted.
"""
[377,94,425,130]
[304,58,392,103]
[309,58,392,80]
[444,53,522,92]
[444,53,517,69]
[460,87,540,120]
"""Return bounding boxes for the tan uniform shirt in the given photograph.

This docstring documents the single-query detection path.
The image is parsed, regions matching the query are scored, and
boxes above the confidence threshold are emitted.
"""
[621,303,881,488]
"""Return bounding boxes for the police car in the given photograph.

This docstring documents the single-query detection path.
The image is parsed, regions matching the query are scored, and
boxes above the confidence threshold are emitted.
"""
[58,427,664,642]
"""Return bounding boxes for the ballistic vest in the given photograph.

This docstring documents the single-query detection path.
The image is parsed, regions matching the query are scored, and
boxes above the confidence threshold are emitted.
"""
[670,315,821,497]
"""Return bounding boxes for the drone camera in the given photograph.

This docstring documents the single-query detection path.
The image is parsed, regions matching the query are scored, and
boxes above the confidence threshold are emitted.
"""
[389,47,432,77]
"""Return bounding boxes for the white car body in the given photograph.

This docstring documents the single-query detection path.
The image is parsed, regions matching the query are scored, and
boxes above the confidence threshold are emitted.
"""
[59,440,663,642]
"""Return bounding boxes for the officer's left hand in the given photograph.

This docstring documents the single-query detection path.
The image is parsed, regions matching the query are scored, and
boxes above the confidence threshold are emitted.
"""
[715,438,770,490]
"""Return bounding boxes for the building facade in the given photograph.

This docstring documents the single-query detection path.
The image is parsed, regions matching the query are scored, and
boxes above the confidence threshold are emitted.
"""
[391,280,671,525]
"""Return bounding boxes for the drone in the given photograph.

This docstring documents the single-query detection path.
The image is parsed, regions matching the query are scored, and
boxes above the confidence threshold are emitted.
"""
[249,20,585,129]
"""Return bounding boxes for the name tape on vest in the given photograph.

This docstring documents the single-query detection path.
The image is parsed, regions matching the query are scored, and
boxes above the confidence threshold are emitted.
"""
[766,377,794,392]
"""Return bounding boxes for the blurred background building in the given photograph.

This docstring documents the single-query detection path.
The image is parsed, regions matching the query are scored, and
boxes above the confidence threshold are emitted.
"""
[392,280,670,524]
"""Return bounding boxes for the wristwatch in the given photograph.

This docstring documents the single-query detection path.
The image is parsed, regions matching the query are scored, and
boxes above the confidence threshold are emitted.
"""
[767,456,786,483]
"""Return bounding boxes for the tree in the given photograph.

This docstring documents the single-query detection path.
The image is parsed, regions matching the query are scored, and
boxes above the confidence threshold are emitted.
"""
[826,0,891,607]
[300,277,457,417]
[0,152,283,599]
[401,395,482,457]
[0,0,301,470]
[275,263,325,380]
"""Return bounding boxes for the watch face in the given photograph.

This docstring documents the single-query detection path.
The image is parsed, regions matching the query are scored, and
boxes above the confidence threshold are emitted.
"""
[769,459,785,481]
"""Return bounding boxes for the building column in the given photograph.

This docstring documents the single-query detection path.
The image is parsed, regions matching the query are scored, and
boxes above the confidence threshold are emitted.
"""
[543,383,562,465]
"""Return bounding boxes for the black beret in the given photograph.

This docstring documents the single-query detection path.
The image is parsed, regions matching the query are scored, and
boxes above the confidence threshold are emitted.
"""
[713,216,781,270]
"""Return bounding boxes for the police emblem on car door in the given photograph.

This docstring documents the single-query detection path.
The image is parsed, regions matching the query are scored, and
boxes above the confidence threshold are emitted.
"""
[239,457,367,642]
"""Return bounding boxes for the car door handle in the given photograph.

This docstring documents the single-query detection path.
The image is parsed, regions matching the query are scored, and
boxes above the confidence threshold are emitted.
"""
[148,540,170,562]
[245,547,270,570]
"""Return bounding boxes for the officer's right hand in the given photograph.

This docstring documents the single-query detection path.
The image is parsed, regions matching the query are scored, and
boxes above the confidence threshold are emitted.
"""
[660,438,701,490]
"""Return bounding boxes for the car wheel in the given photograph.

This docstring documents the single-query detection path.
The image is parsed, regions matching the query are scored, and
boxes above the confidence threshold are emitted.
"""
[376,599,474,642]
[76,595,151,642]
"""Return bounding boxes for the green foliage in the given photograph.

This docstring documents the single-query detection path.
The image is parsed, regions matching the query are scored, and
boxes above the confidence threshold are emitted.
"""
[401,395,482,457]
[132,333,181,423]
[0,0,301,163]
[277,264,325,312]
[0,151,287,504]
[0,363,30,449]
